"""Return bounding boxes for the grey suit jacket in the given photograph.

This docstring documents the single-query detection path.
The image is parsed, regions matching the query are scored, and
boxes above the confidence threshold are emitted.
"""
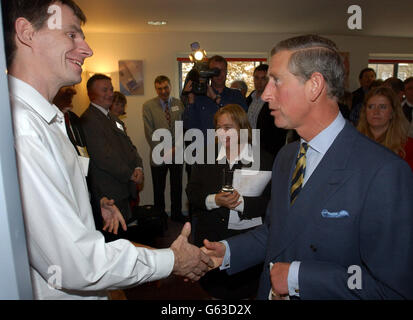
[227,122,413,299]
[142,97,184,166]
[81,104,143,221]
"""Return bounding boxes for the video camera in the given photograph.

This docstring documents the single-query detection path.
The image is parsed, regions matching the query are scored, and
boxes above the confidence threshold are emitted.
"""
[185,42,220,95]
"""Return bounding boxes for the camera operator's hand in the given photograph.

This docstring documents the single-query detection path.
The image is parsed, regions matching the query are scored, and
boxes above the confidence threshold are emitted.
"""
[183,80,195,104]
[207,85,221,105]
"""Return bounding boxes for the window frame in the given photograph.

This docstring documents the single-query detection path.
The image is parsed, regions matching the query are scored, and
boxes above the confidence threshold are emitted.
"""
[368,59,413,81]
[177,57,268,95]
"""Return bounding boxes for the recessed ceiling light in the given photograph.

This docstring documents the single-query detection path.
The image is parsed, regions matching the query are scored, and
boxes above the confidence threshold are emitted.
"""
[147,21,167,26]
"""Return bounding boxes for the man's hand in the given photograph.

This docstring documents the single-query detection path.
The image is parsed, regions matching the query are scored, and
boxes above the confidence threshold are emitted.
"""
[171,222,213,281]
[183,80,195,104]
[201,239,226,270]
[100,197,127,235]
[206,85,216,100]
[215,190,241,209]
[206,85,222,104]
[130,168,144,185]
[270,262,290,299]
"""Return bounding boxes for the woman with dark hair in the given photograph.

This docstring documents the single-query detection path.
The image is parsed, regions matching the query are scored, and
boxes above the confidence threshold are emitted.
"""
[186,104,273,299]
[357,86,413,170]
[110,91,127,118]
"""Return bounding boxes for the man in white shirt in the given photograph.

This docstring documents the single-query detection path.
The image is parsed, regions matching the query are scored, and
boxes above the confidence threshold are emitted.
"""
[3,0,211,300]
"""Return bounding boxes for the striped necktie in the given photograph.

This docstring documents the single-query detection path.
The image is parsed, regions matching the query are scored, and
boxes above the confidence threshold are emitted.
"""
[290,142,308,205]
[164,101,171,128]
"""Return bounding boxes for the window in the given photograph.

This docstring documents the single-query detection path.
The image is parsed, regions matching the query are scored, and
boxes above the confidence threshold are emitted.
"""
[368,59,413,81]
[178,57,267,96]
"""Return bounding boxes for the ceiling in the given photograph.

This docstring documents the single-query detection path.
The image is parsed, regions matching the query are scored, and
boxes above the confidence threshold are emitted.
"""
[75,0,413,38]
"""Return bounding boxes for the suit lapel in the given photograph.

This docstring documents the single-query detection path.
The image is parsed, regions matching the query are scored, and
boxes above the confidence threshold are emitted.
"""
[107,112,128,136]
[270,123,356,259]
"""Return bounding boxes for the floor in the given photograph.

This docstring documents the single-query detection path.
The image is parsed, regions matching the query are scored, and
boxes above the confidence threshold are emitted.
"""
[121,217,211,300]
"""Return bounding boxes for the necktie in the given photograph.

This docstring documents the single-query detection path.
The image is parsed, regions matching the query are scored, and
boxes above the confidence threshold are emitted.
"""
[165,101,171,128]
[290,142,308,205]
[64,113,76,145]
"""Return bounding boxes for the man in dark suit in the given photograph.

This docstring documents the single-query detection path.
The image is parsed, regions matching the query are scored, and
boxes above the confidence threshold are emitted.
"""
[349,67,376,125]
[402,77,413,123]
[246,64,288,160]
[202,35,413,299]
[81,74,144,236]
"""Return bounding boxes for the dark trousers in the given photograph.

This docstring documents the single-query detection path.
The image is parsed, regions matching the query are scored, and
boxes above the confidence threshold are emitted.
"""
[151,164,183,218]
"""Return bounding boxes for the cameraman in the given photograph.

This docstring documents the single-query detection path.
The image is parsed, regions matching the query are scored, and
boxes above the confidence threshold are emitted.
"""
[182,55,248,137]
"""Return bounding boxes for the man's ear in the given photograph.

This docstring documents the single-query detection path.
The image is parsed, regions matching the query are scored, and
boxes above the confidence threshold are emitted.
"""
[305,72,325,102]
[14,17,36,48]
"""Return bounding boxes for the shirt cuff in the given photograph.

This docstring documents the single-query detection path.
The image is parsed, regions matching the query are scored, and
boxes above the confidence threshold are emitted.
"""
[287,261,301,297]
[205,194,219,210]
[234,195,244,212]
[219,240,231,270]
[144,248,174,281]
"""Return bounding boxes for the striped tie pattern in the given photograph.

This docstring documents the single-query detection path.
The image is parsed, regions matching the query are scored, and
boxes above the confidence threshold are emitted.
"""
[165,101,171,128]
[290,142,308,205]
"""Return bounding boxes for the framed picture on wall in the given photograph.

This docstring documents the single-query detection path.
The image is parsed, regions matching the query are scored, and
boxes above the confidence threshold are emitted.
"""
[119,60,144,96]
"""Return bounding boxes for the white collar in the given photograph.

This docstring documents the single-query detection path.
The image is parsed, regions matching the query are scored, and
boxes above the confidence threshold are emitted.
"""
[216,143,254,165]
[302,112,346,155]
[8,75,63,123]
[91,102,109,116]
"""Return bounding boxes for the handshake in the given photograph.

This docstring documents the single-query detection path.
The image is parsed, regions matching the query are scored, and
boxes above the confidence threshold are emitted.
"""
[170,222,226,281]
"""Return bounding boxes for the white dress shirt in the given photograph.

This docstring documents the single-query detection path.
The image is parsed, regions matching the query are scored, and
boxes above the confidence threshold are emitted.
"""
[9,76,173,299]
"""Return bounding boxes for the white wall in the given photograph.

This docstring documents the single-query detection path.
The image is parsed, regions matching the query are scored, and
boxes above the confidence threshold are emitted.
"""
[0,10,32,298]
[72,31,413,211]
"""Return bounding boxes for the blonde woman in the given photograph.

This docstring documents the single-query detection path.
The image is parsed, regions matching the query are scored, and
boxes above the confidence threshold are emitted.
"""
[357,86,413,170]
[186,104,273,299]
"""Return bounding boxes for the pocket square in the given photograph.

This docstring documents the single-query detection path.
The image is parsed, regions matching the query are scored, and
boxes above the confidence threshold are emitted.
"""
[321,209,349,218]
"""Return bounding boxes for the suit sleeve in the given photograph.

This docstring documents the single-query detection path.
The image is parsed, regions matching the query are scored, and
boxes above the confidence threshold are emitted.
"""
[186,163,214,211]
[241,151,273,219]
[226,206,271,275]
[299,160,413,299]
[132,140,143,169]
[142,102,157,151]
[242,182,271,219]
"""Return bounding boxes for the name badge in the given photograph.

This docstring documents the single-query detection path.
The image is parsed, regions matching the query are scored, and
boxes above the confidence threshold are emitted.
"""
[116,121,124,131]
[77,155,90,177]
[171,106,180,112]
[76,145,89,158]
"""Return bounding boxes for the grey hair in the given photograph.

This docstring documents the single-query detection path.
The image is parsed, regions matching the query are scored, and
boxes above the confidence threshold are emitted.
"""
[271,34,345,100]
[231,80,248,94]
